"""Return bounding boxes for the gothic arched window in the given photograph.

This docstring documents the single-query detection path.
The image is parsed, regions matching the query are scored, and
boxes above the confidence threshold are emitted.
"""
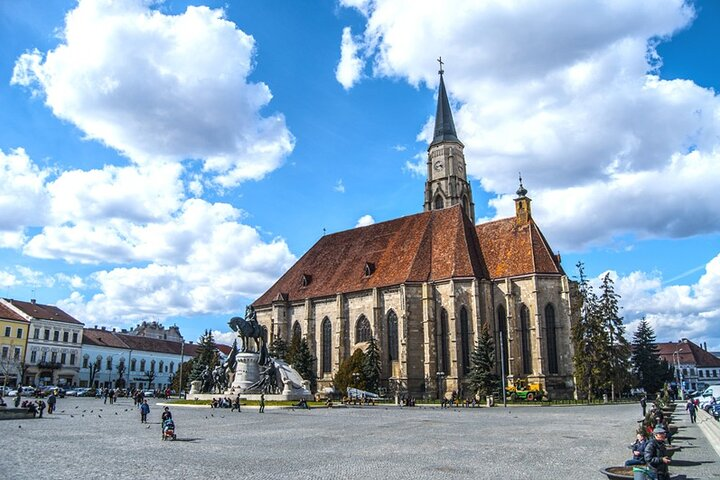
[438,308,450,374]
[462,194,469,212]
[434,195,444,210]
[321,317,332,374]
[387,310,399,362]
[545,304,559,374]
[140,359,146,371]
[159,360,164,373]
[355,315,371,343]
[292,321,302,343]
[131,358,137,372]
[169,361,174,373]
[497,305,508,373]
[460,306,470,374]
[520,304,532,374]
[150,360,156,373]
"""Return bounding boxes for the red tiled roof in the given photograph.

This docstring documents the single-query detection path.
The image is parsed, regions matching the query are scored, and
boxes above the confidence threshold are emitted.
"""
[254,205,489,306]
[475,217,564,279]
[82,329,130,349]
[657,339,720,368]
[4,298,83,325]
[0,302,29,323]
[82,327,200,357]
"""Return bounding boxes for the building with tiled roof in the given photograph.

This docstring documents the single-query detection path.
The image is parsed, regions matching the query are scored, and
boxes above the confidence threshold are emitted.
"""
[253,70,578,399]
[657,338,720,392]
[0,302,30,387]
[1,298,84,387]
[78,326,202,390]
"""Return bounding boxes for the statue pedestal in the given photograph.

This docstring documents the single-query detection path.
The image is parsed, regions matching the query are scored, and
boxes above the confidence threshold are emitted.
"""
[188,380,202,395]
[230,353,261,392]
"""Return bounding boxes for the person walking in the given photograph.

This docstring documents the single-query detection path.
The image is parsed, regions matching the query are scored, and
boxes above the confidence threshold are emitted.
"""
[644,425,671,480]
[640,395,647,417]
[259,393,265,413]
[686,399,697,423]
[14,389,21,408]
[140,399,150,423]
[47,392,57,414]
[37,399,46,418]
[231,395,241,413]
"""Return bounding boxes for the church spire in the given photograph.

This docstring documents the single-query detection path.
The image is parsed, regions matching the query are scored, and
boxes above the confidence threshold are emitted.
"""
[431,57,461,147]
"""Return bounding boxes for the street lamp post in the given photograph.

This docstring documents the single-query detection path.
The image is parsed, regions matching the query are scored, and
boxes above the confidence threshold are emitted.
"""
[673,349,684,400]
[436,371,445,401]
[178,342,184,399]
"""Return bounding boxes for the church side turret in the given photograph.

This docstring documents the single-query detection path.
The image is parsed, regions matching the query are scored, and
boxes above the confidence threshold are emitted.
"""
[423,59,475,223]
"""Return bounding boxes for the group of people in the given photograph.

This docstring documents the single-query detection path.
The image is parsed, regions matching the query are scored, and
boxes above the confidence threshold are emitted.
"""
[210,395,242,412]
[623,396,678,480]
[9,389,56,417]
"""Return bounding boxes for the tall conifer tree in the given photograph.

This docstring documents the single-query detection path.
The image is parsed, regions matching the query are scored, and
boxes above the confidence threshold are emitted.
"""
[468,322,500,399]
[190,330,218,380]
[291,338,317,393]
[363,336,382,393]
[631,318,672,394]
[598,273,632,399]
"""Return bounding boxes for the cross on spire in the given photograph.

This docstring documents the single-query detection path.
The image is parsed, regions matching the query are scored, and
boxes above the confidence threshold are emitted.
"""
[437,56,444,75]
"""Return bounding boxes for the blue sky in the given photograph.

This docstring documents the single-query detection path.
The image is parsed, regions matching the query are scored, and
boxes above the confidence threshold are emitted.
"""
[1,0,719,350]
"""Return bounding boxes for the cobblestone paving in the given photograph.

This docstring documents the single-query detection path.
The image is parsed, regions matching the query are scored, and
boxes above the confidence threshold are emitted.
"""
[1,398,718,479]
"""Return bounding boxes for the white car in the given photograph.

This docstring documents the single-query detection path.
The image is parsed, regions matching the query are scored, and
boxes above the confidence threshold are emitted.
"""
[8,386,35,396]
[143,390,155,398]
[698,384,720,410]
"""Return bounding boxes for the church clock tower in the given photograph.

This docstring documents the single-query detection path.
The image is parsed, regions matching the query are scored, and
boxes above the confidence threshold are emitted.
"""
[423,60,475,223]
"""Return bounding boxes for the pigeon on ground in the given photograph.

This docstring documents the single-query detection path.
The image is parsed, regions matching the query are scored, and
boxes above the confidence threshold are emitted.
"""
[211,413,214,417]
[18,425,21,429]
[61,410,65,413]
[90,410,93,413]
[81,414,84,417]
[70,415,74,418]
[98,415,102,418]
[75,406,79,409]
[146,425,151,429]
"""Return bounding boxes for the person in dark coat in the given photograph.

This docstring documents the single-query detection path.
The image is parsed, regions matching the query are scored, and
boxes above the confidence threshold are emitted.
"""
[140,400,150,423]
[625,433,648,466]
[259,393,265,413]
[644,425,671,480]
[640,395,647,417]
[14,389,21,408]
[46,393,57,414]
[686,399,697,423]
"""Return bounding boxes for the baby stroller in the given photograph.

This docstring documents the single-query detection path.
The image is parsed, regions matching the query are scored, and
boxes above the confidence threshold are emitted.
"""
[162,418,176,440]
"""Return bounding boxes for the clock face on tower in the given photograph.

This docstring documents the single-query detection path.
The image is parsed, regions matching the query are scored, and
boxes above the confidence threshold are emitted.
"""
[433,161,443,171]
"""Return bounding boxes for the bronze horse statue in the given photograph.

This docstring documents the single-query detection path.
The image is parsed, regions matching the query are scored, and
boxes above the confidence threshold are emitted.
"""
[228,306,268,365]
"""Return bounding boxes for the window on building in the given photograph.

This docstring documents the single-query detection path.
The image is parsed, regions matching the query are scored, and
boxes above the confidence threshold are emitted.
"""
[355,315,371,343]
[41,351,47,362]
[690,368,695,375]
[44,329,50,340]
[460,307,470,375]
[545,304,559,374]
[16,328,23,339]
[70,353,75,365]
[131,359,136,371]
[387,310,399,362]
[95,356,101,369]
[106,357,112,371]
[14,347,21,360]
[682,368,688,376]
[292,322,302,344]
[83,355,89,368]
[51,351,57,363]
[53,331,59,342]
[61,352,67,364]
[31,350,37,363]
[699,370,704,378]
[34,328,39,339]
[63,331,69,342]
[3,326,10,337]
[434,195,444,210]
[714,370,718,378]
[1,346,8,358]
[520,304,532,374]
[72,332,78,343]
[150,360,155,372]
[497,305,508,372]
[321,317,332,374]
[140,359,146,371]
[438,308,450,375]
[159,360,164,373]
[169,362,174,373]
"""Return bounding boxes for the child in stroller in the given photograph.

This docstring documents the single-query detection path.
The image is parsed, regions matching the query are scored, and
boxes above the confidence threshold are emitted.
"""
[162,417,176,440]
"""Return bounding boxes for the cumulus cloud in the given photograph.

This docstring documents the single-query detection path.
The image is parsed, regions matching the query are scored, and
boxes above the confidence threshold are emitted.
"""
[212,330,238,347]
[337,0,720,251]
[336,27,365,89]
[0,148,51,244]
[11,0,294,186]
[333,179,346,193]
[355,214,375,227]
[594,253,720,351]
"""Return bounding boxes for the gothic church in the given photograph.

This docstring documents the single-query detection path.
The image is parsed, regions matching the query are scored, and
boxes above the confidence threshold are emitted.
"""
[253,69,577,399]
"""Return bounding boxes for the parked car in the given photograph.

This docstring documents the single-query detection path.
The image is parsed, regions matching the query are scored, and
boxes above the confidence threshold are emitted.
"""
[65,388,86,397]
[41,386,66,398]
[8,386,35,397]
[0,386,11,396]
[698,384,720,410]
[710,403,720,421]
[143,390,155,398]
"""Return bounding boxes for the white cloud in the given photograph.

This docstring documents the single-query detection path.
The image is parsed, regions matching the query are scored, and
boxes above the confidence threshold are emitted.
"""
[334,179,346,193]
[404,152,426,176]
[0,148,51,243]
[0,271,18,288]
[355,214,375,227]
[12,0,294,187]
[338,0,720,250]
[392,145,407,152]
[336,27,365,90]
[212,330,238,347]
[597,253,720,351]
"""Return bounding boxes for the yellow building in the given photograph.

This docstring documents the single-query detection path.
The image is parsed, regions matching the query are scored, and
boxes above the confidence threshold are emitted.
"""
[0,302,30,387]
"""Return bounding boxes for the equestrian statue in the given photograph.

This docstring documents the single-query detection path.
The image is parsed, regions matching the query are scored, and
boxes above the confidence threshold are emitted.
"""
[228,305,268,365]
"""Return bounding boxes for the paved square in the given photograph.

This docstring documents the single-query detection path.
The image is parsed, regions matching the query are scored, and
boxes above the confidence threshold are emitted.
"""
[1,398,718,479]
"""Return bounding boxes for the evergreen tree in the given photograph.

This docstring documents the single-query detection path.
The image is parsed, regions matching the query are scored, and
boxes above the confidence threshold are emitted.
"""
[631,318,672,394]
[269,336,289,360]
[362,336,382,393]
[597,273,632,399]
[333,349,367,394]
[468,322,500,399]
[291,338,317,393]
[287,331,302,365]
[571,262,610,401]
[171,359,195,393]
[190,330,218,380]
